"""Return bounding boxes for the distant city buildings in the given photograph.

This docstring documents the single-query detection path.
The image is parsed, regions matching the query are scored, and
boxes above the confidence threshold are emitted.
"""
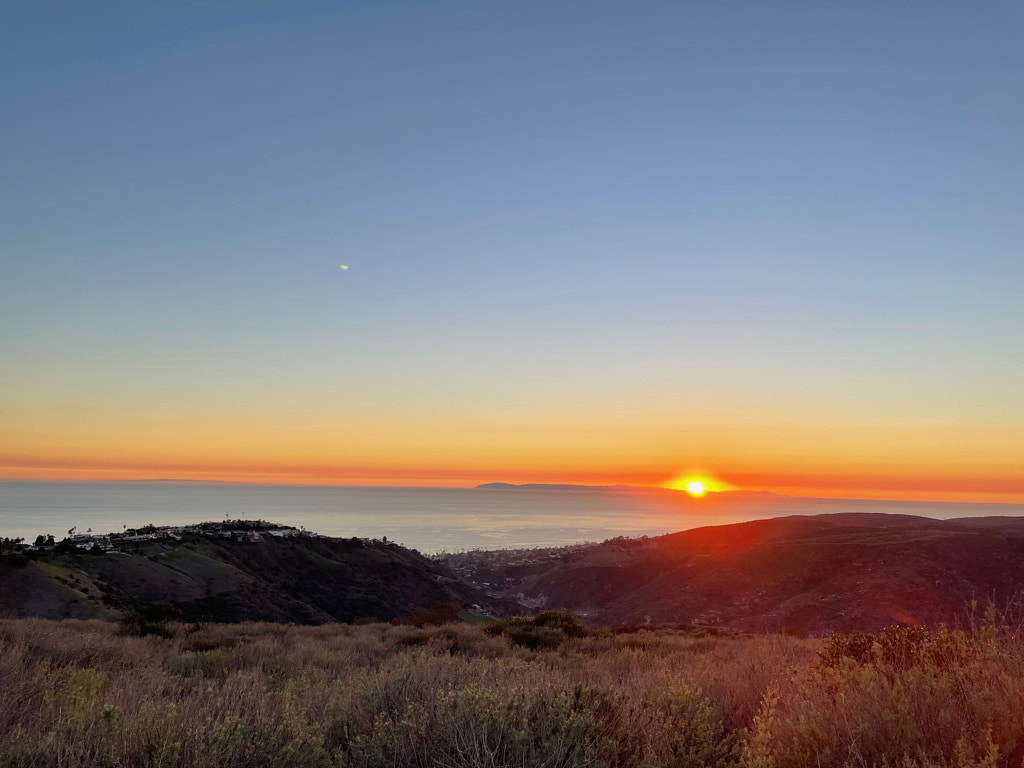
[21,520,309,553]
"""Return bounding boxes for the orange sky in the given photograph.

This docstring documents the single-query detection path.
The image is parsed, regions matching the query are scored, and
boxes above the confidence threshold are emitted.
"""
[3,397,1021,503]
[4,461,1022,504]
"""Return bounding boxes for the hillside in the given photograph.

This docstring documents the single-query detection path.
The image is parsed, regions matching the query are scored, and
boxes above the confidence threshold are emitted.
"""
[0,523,507,623]
[8,512,1024,633]
[439,513,1024,633]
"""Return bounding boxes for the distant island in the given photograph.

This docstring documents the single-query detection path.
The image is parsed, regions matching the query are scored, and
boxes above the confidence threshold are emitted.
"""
[476,482,637,491]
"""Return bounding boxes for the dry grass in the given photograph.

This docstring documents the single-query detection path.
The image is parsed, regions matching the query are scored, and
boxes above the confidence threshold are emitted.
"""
[0,614,1021,767]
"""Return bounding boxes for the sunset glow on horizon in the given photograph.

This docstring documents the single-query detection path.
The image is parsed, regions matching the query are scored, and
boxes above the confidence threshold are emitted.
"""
[3,454,1024,505]
[3,375,1024,501]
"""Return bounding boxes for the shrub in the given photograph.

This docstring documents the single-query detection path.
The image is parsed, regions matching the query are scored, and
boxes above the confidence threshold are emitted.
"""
[750,622,1024,767]
[816,629,875,667]
[393,630,429,648]
[0,551,30,568]
[116,605,179,638]
[483,610,596,649]
[658,684,741,768]
[531,610,592,637]
[877,624,930,670]
[408,601,462,627]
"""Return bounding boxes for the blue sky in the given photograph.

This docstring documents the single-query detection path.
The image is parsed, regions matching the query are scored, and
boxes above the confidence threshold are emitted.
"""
[2,1,1023,494]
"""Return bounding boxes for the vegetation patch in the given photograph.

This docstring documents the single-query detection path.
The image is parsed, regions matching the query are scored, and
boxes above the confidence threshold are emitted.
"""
[483,610,601,649]
[2,608,1024,767]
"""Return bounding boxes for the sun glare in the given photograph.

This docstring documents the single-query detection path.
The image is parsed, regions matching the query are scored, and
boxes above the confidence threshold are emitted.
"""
[664,471,731,497]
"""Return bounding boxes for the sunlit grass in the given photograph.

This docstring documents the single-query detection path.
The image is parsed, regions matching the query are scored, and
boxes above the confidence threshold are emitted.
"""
[0,611,1021,767]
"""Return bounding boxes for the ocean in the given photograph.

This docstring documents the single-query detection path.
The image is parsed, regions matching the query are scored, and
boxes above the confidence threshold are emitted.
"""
[1,482,1022,553]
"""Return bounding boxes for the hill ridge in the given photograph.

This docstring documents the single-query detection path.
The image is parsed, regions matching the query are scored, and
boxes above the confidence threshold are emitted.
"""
[0,521,510,624]
[438,512,1024,633]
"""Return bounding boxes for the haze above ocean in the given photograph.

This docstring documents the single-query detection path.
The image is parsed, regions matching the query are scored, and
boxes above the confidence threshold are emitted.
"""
[2,482,1022,553]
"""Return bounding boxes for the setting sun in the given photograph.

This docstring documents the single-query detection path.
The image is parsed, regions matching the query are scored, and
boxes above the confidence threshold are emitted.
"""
[664,471,731,496]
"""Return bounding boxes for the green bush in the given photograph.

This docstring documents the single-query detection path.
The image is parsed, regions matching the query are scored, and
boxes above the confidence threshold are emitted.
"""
[531,610,592,637]
[659,684,741,768]
[483,610,596,649]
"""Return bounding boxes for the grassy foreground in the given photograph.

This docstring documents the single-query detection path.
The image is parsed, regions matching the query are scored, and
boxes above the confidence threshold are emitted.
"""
[1,614,1023,767]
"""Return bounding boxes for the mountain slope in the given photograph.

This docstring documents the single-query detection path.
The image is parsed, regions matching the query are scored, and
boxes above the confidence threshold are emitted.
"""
[0,530,505,623]
[442,513,1024,633]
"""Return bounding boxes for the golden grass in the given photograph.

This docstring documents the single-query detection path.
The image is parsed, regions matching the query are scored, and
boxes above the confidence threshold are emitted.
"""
[0,615,1021,767]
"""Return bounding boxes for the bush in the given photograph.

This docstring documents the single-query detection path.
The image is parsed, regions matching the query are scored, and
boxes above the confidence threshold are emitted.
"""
[531,610,592,637]
[408,601,461,627]
[750,621,1024,768]
[0,551,30,568]
[484,610,597,649]
[877,624,930,670]
[817,629,875,667]
[117,605,180,638]
[659,684,741,768]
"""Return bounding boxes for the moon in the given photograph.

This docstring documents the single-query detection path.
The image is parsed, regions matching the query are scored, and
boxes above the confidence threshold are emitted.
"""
[340,265,349,270]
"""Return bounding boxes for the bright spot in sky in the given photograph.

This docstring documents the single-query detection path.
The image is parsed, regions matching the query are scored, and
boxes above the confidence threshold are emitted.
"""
[340,265,349,270]
[686,481,707,497]
[664,471,731,496]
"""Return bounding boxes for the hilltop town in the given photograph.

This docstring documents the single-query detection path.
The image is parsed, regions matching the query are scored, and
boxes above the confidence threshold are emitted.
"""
[16,519,310,554]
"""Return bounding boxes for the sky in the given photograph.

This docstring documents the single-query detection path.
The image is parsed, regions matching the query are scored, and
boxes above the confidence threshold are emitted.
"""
[2,1,1023,501]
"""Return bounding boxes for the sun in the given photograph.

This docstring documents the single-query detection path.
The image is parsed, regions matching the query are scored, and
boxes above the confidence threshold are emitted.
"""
[663,471,731,497]
[685,481,707,497]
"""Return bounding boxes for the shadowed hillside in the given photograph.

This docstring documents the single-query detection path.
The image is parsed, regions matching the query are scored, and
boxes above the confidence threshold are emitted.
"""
[440,513,1024,633]
[0,524,508,623]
